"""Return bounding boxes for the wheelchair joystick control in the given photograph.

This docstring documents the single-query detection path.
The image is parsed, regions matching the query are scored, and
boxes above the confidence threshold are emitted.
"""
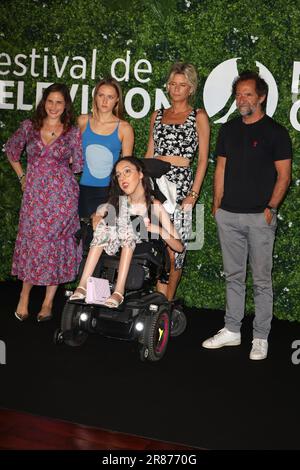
[149,304,159,312]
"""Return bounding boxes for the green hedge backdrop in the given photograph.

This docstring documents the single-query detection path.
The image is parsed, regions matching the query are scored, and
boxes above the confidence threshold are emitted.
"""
[1,0,299,321]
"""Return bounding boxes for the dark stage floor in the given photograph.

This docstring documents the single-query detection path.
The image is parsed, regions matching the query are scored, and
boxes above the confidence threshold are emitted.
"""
[0,281,300,450]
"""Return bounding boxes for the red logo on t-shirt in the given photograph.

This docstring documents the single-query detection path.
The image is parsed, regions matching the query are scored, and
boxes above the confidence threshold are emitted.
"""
[253,140,258,147]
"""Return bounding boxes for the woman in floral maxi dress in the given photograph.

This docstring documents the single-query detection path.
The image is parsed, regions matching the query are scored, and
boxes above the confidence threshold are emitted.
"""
[5,83,83,321]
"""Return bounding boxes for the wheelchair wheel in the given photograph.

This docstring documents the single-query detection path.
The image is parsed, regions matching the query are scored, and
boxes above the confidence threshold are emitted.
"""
[170,307,187,337]
[142,306,170,362]
[61,302,88,347]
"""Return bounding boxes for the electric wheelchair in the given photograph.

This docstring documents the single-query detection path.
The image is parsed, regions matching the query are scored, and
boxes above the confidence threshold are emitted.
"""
[54,238,187,362]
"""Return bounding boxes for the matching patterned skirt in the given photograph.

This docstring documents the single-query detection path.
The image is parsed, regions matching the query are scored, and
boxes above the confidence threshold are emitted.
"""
[164,165,193,270]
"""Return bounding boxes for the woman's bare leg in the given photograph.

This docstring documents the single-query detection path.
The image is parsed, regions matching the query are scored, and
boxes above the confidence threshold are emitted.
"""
[38,285,58,318]
[114,246,134,295]
[106,246,134,305]
[156,248,182,301]
[15,282,33,317]
[166,267,182,301]
[156,280,168,297]
[77,246,105,290]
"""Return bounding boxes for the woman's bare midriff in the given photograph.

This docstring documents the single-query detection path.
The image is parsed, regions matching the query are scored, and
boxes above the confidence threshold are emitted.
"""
[155,155,190,167]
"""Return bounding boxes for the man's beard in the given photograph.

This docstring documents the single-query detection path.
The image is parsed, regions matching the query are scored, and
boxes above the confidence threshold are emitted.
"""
[238,104,256,116]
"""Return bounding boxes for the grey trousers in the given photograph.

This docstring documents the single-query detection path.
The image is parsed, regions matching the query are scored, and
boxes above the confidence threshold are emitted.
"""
[215,209,277,339]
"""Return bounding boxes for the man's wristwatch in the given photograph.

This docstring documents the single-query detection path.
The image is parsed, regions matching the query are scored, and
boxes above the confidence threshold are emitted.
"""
[266,205,277,215]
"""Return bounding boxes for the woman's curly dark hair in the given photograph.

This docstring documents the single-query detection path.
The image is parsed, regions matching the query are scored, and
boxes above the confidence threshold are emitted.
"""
[108,157,153,216]
[31,83,75,131]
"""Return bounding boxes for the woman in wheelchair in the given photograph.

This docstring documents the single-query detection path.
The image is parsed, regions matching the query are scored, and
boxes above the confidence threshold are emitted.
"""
[70,157,183,308]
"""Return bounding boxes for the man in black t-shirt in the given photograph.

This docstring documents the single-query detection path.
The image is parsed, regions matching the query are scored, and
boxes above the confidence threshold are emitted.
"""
[202,71,292,360]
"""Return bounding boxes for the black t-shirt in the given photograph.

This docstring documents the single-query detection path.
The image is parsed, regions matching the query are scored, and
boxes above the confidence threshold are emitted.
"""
[215,115,292,213]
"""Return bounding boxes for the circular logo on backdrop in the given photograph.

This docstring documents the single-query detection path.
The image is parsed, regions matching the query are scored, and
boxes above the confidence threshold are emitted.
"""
[86,144,114,179]
[203,58,278,123]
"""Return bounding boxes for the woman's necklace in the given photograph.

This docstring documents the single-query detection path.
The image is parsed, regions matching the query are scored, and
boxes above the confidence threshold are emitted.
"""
[43,122,62,137]
[49,128,57,137]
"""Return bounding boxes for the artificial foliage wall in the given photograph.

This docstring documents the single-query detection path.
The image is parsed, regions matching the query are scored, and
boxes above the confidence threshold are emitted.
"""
[0,0,299,320]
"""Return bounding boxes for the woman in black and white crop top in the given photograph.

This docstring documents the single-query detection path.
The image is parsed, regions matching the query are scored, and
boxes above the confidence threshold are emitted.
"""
[145,62,210,301]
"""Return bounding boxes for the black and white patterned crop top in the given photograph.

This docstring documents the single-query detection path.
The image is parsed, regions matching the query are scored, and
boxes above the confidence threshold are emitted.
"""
[153,108,198,161]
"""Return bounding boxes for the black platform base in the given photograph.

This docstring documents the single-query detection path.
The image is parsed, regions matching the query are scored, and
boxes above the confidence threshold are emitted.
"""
[1,281,300,450]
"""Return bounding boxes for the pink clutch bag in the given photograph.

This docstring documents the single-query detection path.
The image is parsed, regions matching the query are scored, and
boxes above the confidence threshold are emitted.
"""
[86,277,111,305]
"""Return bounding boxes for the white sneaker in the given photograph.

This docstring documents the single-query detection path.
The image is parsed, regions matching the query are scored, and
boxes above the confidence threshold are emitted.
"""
[249,338,268,360]
[202,327,241,349]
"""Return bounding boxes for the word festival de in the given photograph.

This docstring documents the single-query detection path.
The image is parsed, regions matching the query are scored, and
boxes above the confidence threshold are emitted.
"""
[0,49,169,118]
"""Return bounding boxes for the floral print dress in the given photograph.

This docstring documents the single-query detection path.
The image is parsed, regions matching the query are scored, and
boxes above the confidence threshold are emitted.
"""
[91,196,143,254]
[5,119,83,285]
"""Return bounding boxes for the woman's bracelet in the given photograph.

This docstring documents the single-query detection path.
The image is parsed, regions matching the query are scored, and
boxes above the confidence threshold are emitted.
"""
[187,190,199,200]
[18,173,26,183]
